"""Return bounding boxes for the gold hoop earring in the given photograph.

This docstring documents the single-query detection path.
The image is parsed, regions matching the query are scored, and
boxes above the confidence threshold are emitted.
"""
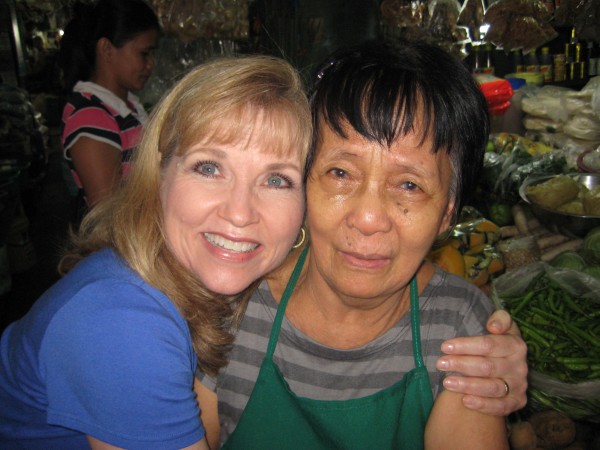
[292,227,306,249]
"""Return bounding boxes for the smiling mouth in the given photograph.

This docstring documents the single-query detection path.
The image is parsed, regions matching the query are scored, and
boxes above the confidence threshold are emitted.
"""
[204,233,259,253]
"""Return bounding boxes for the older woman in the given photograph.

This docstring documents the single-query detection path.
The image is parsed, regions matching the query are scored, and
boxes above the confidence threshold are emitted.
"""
[196,39,522,449]
[0,56,311,449]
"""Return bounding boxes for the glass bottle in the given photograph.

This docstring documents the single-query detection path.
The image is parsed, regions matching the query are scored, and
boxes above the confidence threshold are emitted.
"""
[511,49,524,72]
[525,50,539,73]
[539,47,552,83]
[471,45,482,74]
[588,41,599,77]
[482,43,495,75]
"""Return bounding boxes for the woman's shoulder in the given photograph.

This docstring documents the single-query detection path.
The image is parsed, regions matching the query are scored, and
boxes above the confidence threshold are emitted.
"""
[35,249,184,334]
[422,265,494,318]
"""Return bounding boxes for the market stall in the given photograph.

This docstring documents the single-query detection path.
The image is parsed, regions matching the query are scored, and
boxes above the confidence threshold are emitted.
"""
[3,0,600,447]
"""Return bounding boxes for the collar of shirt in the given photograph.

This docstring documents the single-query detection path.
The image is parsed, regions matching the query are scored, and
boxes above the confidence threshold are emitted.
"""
[73,81,149,124]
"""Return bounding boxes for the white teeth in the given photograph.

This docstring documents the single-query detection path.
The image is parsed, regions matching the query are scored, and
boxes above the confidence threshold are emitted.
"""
[204,233,258,253]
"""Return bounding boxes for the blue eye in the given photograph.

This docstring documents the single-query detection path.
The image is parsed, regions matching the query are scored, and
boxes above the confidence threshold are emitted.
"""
[194,161,219,177]
[267,173,293,188]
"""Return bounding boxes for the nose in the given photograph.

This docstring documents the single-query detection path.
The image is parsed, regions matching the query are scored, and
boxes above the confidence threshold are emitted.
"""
[146,54,155,71]
[346,182,393,236]
[218,181,260,228]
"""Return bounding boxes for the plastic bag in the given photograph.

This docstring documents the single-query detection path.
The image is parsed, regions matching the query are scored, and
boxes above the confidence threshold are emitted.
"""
[457,0,485,41]
[152,0,248,42]
[380,0,427,28]
[427,0,461,41]
[483,0,557,53]
[492,262,600,420]
[554,0,600,43]
[521,88,572,122]
[563,111,600,142]
[522,114,562,133]
[585,76,600,120]
[475,74,513,115]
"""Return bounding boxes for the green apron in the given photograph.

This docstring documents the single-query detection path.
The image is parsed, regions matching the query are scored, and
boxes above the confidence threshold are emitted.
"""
[222,246,434,449]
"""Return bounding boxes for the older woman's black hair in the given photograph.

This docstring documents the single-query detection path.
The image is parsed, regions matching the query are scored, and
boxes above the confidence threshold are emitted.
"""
[308,38,490,217]
[59,0,160,93]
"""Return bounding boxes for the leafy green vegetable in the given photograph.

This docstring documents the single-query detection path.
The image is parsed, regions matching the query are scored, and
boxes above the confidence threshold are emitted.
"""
[582,227,600,264]
[549,251,586,271]
[481,150,567,204]
[488,202,513,226]
[583,266,600,280]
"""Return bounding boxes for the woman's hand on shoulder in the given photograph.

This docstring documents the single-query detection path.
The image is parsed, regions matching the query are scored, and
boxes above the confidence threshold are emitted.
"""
[435,309,528,416]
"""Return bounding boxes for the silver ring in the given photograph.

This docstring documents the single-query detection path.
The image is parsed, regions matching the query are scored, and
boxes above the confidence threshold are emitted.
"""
[503,380,510,397]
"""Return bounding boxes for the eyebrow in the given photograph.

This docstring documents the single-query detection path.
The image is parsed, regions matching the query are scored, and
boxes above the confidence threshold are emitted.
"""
[322,149,362,160]
[264,162,302,172]
[185,147,228,159]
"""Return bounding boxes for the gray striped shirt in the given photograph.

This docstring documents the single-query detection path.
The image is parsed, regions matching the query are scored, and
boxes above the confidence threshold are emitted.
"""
[197,267,494,444]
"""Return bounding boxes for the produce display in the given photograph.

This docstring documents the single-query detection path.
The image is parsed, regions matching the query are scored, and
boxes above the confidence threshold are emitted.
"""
[497,267,599,384]
[428,213,505,287]
[525,175,600,216]
[436,125,600,446]
[481,133,566,212]
[508,410,595,450]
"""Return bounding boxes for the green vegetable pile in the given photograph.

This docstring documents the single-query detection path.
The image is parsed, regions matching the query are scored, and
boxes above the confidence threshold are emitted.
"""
[493,228,600,419]
[502,272,600,383]
[550,227,600,279]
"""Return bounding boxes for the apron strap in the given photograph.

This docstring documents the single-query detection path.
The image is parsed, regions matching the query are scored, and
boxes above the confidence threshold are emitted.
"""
[267,246,425,371]
[409,276,425,369]
[265,245,309,359]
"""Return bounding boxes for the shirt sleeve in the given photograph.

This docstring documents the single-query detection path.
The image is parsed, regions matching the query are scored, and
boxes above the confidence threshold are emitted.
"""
[41,279,205,450]
[62,96,123,154]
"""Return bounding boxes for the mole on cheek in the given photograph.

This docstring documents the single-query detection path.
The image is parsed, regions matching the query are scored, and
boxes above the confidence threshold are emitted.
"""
[403,208,409,215]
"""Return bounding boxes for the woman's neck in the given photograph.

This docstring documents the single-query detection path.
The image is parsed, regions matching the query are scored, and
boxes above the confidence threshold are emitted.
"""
[89,74,128,102]
[267,250,434,349]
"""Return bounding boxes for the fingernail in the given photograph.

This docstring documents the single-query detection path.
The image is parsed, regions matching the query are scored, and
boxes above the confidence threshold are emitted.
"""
[437,359,449,370]
[443,378,458,389]
[489,320,501,331]
[442,342,455,352]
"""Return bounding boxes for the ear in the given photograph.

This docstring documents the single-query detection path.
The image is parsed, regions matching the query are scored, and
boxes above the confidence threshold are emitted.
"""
[96,37,115,62]
[437,199,456,236]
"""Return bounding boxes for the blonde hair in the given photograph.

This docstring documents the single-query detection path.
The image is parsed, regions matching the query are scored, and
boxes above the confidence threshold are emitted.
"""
[59,55,312,375]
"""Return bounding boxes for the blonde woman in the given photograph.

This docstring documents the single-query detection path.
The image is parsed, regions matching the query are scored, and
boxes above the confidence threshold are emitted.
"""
[0,55,311,450]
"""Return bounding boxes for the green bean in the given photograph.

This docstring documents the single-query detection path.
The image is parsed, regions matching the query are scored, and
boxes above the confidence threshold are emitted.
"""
[501,271,600,385]
[509,290,535,316]
[556,356,599,364]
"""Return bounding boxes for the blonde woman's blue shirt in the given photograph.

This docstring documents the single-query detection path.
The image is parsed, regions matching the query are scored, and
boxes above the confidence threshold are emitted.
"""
[0,248,204,449]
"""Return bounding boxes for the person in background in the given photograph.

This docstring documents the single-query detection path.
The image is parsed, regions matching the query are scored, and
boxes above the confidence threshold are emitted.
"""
[195,39,525,449]
[59,0,159,208]
[0,55,312,449]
